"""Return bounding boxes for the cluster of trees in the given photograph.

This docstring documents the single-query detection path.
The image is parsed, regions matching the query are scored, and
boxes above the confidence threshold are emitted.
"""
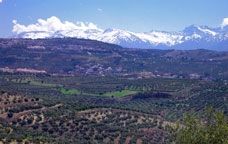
[175,108,228,144]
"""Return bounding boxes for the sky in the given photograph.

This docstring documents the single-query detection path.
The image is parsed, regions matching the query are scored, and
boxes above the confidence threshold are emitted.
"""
[0,0,228,37]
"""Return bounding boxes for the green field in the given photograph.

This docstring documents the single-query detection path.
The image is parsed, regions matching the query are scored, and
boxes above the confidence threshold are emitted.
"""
[11,78,58,87]
[103,89,138,97]
[60,88,81,95]
[60,87,138,97]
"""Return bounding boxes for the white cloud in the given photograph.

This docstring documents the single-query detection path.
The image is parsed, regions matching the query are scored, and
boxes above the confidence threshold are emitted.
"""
[221,17,228,28]
[0,0,3,3]
[97,8,103,12]
[12,16,101,35]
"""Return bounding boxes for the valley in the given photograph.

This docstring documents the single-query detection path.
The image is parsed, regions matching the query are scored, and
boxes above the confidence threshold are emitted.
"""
[0,38,227,143]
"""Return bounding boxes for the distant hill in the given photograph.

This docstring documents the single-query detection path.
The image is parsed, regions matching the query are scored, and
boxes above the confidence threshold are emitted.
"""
[0,38,228,79]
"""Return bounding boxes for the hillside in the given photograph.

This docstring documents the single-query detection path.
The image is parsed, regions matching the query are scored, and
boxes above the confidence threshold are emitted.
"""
[0,38,227,143]
[0,38,228,80]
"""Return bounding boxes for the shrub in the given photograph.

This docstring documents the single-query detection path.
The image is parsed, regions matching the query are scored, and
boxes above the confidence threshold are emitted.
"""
[175,108,228,144]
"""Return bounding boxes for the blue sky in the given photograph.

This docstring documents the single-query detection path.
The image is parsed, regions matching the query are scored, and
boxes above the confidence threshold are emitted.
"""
[0,0,228,37]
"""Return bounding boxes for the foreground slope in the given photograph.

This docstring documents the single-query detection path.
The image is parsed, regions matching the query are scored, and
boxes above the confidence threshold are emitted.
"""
[0,38,227,143]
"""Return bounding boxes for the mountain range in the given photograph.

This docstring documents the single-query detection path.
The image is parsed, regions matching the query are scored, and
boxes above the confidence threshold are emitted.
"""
[13,20,228,51]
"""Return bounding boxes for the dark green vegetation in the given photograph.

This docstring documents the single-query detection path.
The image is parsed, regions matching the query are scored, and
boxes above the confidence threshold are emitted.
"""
[0,38,227,143]
[0,72,227,143]
[176,108,228,144]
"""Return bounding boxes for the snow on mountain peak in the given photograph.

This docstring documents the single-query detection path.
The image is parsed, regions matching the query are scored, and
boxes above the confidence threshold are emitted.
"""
[12,16,228,51]
[100,28,141,44]
[183,25,220,41]
[197,26,217,36]
[136,31,183,46]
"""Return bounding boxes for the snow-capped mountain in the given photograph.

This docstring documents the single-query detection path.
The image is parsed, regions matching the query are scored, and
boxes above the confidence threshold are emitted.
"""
[13,17,228,51]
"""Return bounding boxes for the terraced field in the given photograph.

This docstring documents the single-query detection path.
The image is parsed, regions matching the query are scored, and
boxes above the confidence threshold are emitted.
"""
[0,72,227,143]
[0,38,227,143]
